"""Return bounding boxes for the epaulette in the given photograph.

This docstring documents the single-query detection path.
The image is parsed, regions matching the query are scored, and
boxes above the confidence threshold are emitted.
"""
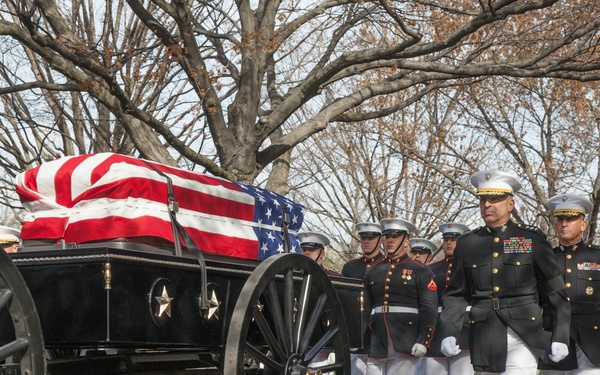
[586,243,600,251]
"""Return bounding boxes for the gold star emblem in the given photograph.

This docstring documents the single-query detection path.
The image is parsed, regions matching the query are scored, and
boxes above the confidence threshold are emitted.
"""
[155,286,174,318]
[207,290,221,320]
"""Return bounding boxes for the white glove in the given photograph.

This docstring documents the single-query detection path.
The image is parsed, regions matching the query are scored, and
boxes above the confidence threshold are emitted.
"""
[440,336,461,357]
[411,343,427,357]
[549,342,568,362]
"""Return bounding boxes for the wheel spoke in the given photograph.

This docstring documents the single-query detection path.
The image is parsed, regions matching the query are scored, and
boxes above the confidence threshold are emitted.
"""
[298,293,328,354]
[283,268,294,351]
[0,338,29,361]
[251,304,286,361]
[266,280,290,355]
[293,273,312,352]
[303,325,339,364]
[245,342,285,373]
[0,289,13,311]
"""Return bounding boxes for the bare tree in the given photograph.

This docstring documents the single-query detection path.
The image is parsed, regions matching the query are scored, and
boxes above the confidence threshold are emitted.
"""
[1,0,600,190]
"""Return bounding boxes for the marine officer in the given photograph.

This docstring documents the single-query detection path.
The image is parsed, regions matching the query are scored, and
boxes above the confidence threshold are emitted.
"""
[341,222,386,375]
[539,193,600,374]
[364,218,438,374]
[438,169,571,374]
[0,226,21,254]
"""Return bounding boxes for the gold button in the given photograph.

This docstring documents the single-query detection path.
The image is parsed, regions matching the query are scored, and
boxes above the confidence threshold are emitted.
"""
[516,261,521,266]
[446,277,450,281]
[448,270,451,273]
[594,326,598,330]
[493,286,500,292]
[472,264,477,268]
[589,277,593,281]
[566,254,572,260]
[566,283,571,288]
[492,268,498,274]
[567,297,571,301]
[531,317,536,321]
[493,252,499,258]
[566,269,572,273]
[391,265,396,268]
[385,285,389,290]
[388,271,393,275]
[494,238,499,243]
[385,294,389,298]
[386,278,390,282]
[409,321,413,325]
[384,301,388,305]
[427,335,431,338]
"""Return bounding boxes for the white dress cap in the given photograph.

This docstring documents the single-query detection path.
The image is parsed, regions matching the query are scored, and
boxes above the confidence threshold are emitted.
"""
[438,222,470,238]
[409,238,437,254]
[0,226,21,245]
[548,193,593,217]
[297,231,330,248]
[470,169,522,196]
[379,218,416,236]
[355,222,383,238]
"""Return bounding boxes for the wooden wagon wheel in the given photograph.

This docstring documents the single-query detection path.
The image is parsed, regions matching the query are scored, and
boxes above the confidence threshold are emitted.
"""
[224,253,350,375]
[0,250,46,374]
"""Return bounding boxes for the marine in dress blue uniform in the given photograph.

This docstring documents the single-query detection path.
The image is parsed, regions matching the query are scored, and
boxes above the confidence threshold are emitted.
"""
[417,222,473,375]
[539,194,600,375]
[341,222,385,375]
[364,218,439,375]
[409,238,436,264]
[439,170,571,374]
[298,231,340,276]
[298,230,338,369]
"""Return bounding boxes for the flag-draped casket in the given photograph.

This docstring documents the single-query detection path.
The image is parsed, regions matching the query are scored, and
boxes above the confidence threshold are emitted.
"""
[15,153,304,260]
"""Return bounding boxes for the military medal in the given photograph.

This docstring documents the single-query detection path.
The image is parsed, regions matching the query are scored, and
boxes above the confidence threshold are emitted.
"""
[406,270,412,280]
[401,269,407,279]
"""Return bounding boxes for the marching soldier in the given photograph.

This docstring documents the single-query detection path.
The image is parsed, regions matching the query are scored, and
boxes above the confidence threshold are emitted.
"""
[298,231,340,275]
[0,226,21,253]
[409,238,436,264]
[439,170,571,374]
[364,218,438,374]
[341,222,385,375]
[298,230,337,371]
[538,193,600,374]
[417,223,472,375]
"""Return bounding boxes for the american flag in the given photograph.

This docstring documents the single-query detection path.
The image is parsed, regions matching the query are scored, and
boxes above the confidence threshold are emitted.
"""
[15,153,304,260]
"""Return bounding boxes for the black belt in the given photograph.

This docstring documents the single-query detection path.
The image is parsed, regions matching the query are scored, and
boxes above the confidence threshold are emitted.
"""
[472,295,535,310]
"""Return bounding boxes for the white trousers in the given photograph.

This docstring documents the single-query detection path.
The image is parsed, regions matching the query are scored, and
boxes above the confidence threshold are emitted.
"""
[415,351,473,375]
[366,337,418,375]
[539,343,600,375]
[351,353,368,375]
[476,328,537,375]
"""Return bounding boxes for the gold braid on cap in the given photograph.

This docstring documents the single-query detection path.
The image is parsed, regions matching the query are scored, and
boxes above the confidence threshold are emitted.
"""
[553,208,585,217]
[476,188,513,196]
[0,238,18,245]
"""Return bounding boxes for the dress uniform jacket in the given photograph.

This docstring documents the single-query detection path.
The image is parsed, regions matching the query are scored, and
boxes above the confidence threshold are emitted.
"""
[427,257,470,357]
[363,253,438,358]
[539,240,600,370]
[341,252,385,355]
[439,220,571,372]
